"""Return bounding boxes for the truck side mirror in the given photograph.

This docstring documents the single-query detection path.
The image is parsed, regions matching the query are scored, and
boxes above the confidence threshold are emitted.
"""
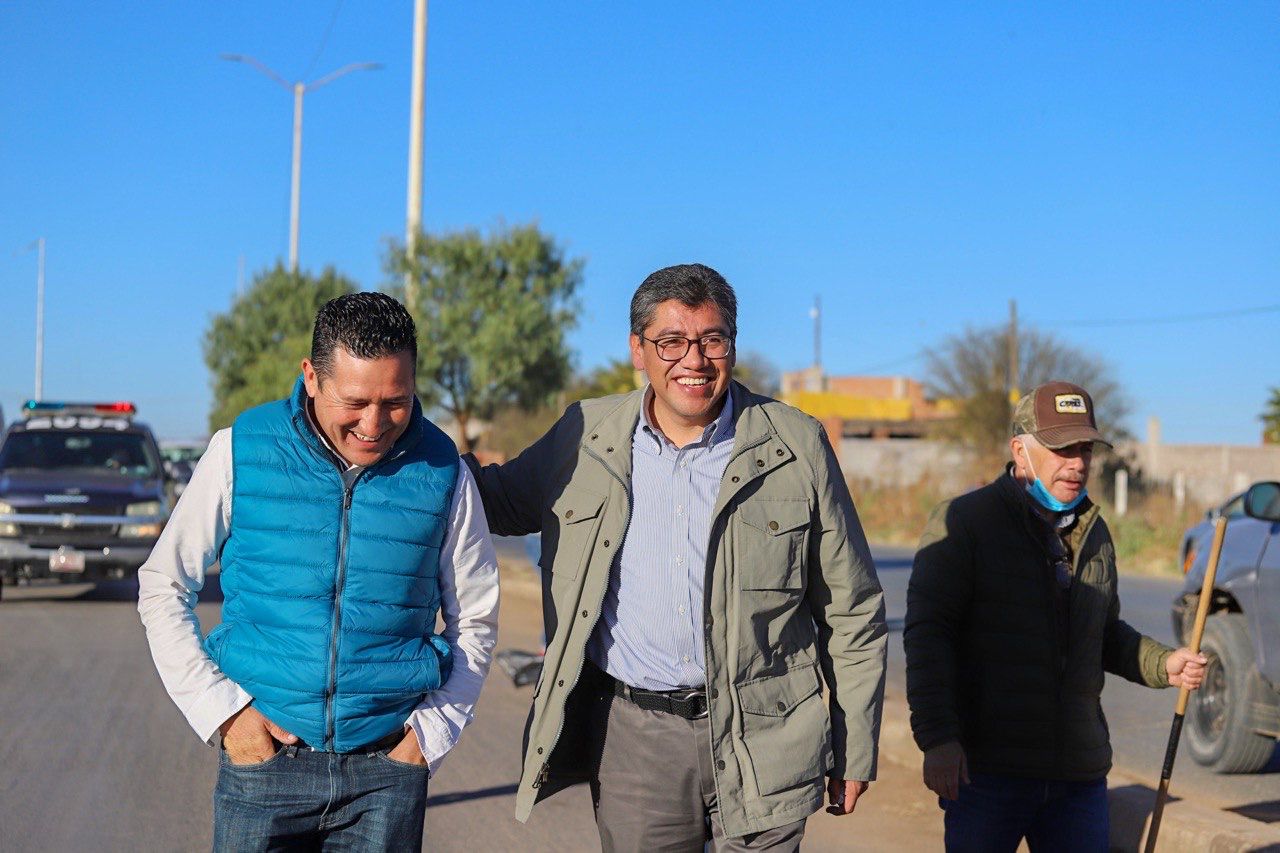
[1243,481,1280,522]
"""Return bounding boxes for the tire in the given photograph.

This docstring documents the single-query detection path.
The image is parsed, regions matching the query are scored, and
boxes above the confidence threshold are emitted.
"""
[1184,613,1278,773]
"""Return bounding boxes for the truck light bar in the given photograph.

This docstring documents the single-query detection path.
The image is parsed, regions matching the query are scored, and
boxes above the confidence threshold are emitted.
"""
[21,401,137,417]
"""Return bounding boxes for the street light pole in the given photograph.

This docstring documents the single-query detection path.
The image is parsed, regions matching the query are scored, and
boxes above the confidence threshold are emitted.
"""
[222,54,381,273]
[290,81,304,273]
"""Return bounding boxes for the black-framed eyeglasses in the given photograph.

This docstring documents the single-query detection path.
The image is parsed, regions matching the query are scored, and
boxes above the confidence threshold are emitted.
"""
[639,334,734,362]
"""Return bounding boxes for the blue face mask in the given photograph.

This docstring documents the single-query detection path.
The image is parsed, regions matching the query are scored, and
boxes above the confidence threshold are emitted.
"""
[1022,444,1087,513]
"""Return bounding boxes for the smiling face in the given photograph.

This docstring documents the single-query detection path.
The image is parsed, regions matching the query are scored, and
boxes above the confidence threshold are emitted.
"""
[630,299,735,441]
[301,346,416,467]
[1012,435,1093,504]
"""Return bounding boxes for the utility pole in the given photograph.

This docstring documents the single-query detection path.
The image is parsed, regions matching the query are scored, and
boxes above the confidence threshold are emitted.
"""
[33,237,45,401]
[811,295,822,369]
[1007,298,1019,409]
[404,0,428,307]
[222,54,381,273]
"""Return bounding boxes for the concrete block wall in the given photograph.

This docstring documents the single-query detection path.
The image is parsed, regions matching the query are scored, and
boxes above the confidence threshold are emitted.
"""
[836,427,1280,509]
[838,437,978,495]
[1121,441,1280,505]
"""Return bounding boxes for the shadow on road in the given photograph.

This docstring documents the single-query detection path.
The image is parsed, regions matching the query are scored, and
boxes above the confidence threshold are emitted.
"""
[1,574,226,604]
[1108,783,1181,851]
[1228,798,1280,824]
[876,556,913,571]
[426,783,519,807]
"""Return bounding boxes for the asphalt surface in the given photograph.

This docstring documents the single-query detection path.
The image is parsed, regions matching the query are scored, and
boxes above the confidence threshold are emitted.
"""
[0,551,937,852]
[1,542,1276,851]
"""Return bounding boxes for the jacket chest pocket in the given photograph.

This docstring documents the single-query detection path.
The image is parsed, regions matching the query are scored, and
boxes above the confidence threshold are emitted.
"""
[545,489,607,582]
[734,498,811,590]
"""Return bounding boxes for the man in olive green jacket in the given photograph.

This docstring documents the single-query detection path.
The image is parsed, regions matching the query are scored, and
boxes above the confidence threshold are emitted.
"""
[466,264,886,849]
[904,380,1206,852]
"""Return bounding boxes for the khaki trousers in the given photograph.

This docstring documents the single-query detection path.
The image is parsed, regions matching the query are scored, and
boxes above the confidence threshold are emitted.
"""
[587,679,807,853]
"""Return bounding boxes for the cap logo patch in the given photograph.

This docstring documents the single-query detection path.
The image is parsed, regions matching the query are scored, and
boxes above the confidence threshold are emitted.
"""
[1055,394,1087,414]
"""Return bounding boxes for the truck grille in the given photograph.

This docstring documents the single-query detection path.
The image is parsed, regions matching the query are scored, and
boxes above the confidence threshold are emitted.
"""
[20,526,122,547]
[17,503,126,517]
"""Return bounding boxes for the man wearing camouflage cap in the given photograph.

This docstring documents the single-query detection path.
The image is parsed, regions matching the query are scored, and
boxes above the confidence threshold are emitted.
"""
[903,380,1207,852]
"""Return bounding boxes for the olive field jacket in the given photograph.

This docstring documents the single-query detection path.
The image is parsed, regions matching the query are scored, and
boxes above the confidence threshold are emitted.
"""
[464,383,887,837]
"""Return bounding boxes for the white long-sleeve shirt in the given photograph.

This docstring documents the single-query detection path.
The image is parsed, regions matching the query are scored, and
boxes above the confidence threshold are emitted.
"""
[137,427,499,777]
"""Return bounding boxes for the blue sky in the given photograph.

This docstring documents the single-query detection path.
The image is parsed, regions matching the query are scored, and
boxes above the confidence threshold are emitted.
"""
[2,2,1276,445]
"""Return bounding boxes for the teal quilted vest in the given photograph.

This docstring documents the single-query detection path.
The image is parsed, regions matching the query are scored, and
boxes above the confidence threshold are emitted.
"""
[206,376,457,752]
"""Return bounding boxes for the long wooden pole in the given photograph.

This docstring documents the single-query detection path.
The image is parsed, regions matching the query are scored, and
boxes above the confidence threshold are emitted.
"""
[1143,515,1228,852]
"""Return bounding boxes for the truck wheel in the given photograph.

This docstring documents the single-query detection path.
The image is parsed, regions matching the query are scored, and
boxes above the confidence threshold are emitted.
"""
[1185,613,1278,773]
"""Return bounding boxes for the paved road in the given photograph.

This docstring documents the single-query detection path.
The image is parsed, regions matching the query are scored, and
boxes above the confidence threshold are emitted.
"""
[0,551,939,852]
[1,543,1275,851]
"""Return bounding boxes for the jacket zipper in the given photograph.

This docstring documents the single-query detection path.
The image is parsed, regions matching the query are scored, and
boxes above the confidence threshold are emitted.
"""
[1053,509,1099,776]
[698,432,774,774]
[699,434,771,679]
[324,482,358,751]
[299,401,410,751]
[534,444,633,789]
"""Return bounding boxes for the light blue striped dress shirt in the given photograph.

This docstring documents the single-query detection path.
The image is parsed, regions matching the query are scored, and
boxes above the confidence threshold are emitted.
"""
[586,386,737,690]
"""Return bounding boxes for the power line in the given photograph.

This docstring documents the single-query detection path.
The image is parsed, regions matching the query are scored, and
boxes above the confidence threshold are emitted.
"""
[852,350,924,374]
[303,0,346,81]
[797,299,1280,379]
[1057,302,1280,328]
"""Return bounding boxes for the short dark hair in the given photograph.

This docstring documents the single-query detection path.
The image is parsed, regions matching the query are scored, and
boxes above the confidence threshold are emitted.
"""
[629,264,738,338]
[310,292,417,378]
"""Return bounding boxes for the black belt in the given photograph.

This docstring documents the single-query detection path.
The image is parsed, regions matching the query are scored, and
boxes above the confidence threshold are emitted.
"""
[292,729,405,754]
[589,661,709,720]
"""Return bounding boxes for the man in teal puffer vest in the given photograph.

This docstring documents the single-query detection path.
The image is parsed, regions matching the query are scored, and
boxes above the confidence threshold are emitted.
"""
[139,293,500,850]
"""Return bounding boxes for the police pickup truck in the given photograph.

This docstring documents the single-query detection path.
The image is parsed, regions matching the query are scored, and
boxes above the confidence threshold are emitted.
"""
[0,401,169,594]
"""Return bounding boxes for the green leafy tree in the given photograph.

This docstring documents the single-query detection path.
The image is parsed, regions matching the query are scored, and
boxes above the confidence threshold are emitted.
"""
[1263,387,1280,444]
[204,264,356,431]
[574,358,640,400]
[924,324,1130,455]
[388,223,583,452]
[735,351,781,397]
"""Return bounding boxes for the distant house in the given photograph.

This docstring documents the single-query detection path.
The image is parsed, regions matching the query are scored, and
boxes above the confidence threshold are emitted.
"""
[780,370,955,439]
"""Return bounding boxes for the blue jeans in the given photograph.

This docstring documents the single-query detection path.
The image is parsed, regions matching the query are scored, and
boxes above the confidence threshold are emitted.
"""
[213,742,429,851]
[941,772,1108,853]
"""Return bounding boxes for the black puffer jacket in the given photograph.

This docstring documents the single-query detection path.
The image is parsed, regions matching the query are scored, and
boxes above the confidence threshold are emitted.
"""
[904,469,1171,781]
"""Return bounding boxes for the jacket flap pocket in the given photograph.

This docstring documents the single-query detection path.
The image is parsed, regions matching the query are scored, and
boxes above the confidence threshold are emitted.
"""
[738,498,810,536]
[738,666,821,717]
[551,489,606,525]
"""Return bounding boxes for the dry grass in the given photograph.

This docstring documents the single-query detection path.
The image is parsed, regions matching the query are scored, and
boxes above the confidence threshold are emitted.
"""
[850,477,951,549]
[1097,490,1207,576]
[849,474,1205,577]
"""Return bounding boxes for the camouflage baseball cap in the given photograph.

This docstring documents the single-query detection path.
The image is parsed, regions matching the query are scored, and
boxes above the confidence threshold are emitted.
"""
[1011,380,1111,449]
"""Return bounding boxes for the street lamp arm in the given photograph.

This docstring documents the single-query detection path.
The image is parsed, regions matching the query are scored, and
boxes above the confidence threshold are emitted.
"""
[307,61,382,92]
[220,53,293,91]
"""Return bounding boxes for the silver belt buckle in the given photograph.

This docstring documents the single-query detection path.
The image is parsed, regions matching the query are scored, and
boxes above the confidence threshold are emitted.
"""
[672,688,709,720]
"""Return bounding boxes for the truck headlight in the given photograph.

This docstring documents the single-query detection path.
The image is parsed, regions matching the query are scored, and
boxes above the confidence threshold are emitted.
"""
[0,500,15,537]
[120,500,164,538]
